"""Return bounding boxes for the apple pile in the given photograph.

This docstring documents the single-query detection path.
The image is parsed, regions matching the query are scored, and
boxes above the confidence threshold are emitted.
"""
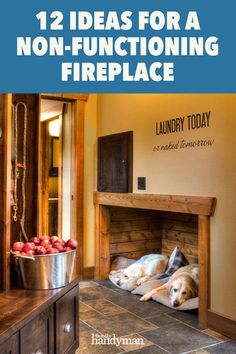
[11,236,78,256]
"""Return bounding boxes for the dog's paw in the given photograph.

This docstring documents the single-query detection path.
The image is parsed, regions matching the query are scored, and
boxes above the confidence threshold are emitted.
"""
[137,276,148,286]
[140,295,149,302]
[136,279,142,286]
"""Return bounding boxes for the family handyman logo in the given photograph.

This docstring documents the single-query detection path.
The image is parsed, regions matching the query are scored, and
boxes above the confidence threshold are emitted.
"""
[91,333,144,347]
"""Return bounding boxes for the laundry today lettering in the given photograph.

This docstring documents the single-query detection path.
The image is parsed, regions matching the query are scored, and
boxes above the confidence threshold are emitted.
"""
[156,111,211,135]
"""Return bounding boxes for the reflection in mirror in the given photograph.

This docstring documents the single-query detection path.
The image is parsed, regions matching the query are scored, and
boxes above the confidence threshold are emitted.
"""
[40,99,72,240]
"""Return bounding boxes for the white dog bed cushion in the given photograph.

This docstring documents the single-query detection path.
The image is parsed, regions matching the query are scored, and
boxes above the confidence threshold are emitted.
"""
[132,279,198,310]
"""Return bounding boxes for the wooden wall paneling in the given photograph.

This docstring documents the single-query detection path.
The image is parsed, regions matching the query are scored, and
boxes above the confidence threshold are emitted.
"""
[111,249,163,262]
[11,94,39,243]
[161,240,198,264]
[110,230,162,244]
[71,100,84,278]
[161,212,198,263]
[110,239,162,254]
[0,94,12,291]
[109,206,162,261]
[198,215,210,327]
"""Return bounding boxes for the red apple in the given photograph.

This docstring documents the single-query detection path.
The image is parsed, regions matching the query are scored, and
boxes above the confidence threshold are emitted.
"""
[46,248,59,254]
[12,241,24,252]
[66,239,78,249]
[50,236,59,244]
[30,237,40,246]
[40,235,50,242]
[25,250,35,256]
[40,239,51,248]
[22,242,35,253]
[53,243,64,252]
[63,246,72,252]
[35,246,46,255]
[54,239,66,247]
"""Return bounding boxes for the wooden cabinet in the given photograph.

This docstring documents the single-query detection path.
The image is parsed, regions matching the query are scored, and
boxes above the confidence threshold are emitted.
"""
[20,307,54,354]
[0,332,19,354]
[0,280,79,354]
[55,285,79,354]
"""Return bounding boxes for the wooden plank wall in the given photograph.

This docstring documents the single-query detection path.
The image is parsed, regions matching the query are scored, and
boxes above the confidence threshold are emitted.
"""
[109,206,162,261]
[108,207,198,265]
[161,212,198,264]
[0,95,11,290]
[11,94,39,244]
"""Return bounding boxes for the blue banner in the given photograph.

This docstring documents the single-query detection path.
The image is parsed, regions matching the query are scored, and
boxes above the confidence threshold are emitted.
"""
[0,0,235,93]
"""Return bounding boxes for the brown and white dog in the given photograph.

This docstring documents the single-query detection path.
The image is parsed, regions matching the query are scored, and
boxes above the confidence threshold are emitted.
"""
[109,254,168,291]
[140,264,198,306]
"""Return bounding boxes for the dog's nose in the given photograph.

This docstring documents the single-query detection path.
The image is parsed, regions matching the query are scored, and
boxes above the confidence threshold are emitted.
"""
[173,300,179,307]
[117,280,121,286]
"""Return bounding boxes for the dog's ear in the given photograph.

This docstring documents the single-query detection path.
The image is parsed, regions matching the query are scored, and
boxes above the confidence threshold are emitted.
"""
[189,279,198,298]
[167,283,173,295]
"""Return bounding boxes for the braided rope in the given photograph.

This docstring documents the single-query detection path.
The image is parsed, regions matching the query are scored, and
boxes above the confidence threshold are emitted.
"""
[13,102,28,242]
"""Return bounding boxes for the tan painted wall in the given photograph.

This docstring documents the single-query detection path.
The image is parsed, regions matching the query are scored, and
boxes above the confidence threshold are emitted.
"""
[96,93,236,319]
[83,93,236,319]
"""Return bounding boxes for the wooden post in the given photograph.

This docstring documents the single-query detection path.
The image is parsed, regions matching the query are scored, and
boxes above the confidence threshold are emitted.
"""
[0,94,12,290]
[94,204,100,279]
[94,205,111,280]
[71,100,84,278]
[198,215,210,327]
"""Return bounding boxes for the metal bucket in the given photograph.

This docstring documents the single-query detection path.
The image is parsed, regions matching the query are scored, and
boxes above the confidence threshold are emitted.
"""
[15,250,76,290]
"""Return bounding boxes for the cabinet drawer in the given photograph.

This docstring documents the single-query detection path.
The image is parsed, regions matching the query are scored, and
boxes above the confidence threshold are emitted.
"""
[20,307,54,354]
[0,332,19,354]
[55,285,79,354]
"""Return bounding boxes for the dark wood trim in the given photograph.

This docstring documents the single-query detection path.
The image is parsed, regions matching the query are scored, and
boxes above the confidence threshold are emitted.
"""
[82,266,95,280]
[208,310,236,341]
[0,94,12,291]
[41,94,89,102]
[94,192,216,216]
[39,95,85,278]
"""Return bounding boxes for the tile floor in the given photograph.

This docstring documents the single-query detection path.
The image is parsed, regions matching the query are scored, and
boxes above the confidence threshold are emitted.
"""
[77,280,236,354]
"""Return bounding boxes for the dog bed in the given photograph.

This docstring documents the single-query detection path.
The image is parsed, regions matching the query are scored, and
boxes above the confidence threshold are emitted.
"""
[132,279,198,310]
[109,247,198,310]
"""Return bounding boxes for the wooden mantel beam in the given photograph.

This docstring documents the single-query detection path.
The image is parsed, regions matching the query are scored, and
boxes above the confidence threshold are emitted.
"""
[94,192,216,216]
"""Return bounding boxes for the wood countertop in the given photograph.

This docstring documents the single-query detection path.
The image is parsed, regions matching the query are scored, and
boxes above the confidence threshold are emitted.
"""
[0,279,79,345]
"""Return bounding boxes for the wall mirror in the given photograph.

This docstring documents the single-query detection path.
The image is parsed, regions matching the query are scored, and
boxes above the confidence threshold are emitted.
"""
[40,99,72,239]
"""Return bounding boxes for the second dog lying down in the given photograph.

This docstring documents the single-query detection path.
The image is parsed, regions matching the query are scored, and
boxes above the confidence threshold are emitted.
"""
[109,254,168,291]
[140,264,199,306]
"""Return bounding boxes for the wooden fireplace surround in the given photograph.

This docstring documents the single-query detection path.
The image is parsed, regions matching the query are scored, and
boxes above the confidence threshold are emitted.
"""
[94,192,216,326]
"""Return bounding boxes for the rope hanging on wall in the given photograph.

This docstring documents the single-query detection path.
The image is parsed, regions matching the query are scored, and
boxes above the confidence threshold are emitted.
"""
[12,102,28,242]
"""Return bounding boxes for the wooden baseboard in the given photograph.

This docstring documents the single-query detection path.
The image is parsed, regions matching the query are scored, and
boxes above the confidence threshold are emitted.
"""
[208,310,236,340]
[82,267,95,280]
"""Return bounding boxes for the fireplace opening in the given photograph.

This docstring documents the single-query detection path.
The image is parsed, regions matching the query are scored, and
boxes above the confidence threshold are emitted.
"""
[94,192,216,326]
[108,206,198,265]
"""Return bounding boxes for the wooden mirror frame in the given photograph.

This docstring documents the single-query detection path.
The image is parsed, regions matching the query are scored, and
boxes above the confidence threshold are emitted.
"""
[39,94,89,279]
